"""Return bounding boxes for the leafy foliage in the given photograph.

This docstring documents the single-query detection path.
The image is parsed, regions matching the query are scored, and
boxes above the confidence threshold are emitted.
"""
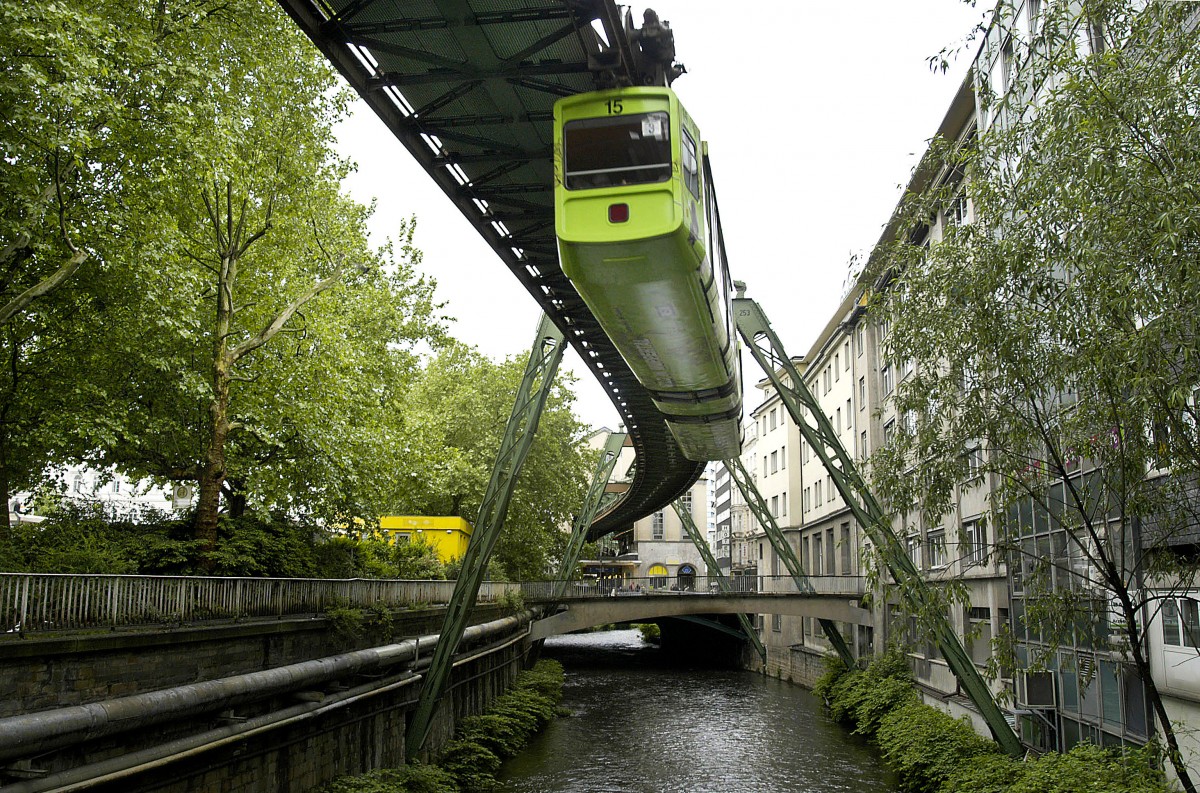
[315,763,457,793]
[864,2,1200,786]
[437,660,565,793]
[820,650,1168,793]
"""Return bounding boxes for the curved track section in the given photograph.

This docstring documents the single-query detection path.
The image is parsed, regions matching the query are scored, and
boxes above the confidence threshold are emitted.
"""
[278,0,704,539]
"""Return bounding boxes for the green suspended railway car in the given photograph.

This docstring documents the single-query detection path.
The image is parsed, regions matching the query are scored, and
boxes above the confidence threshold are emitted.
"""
[554,86,742,461]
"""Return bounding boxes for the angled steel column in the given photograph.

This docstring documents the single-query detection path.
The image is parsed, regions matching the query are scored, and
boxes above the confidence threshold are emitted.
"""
[549,431,627,605]
[724,457,855,666]
[406,313,566,760]
[671,500,767,662]
[732,293,1022,757]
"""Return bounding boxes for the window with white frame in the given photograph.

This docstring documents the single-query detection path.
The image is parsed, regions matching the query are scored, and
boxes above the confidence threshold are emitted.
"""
[927,529,947,569]
[782,492,787,516]
[883,419,896,446]
[859,377,866,406]
[770,408,777,430]
[846,399,852,427]
[823,367,831,394]
[780,448,786,469]
[815,483,823,507]
[965,445,985,480]
[844,342,850,369]
[1162,598,1200,648]
[770,450,778,474]
[771,495,779,517]
[652,511,664,540]
[881,364,893,396]
[856,325,864,356]
[962,518,988,565]
[834,353,840,381]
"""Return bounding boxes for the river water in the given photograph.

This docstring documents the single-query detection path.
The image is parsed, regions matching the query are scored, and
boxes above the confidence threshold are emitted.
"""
[498,629,897,793]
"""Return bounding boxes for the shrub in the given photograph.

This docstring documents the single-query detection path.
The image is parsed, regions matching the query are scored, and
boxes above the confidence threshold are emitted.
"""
[1010,743,1168,793]
[315,763,457,793]
[876,701,998,793]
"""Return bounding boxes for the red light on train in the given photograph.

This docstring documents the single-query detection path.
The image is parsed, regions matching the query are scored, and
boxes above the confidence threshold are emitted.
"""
[608,203,629,223]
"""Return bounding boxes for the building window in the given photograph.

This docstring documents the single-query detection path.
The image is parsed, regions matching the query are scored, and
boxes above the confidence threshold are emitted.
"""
[825,528,835,574]
[836,407,842,434]
[883,419,896,446]
[823,367,832,394]
[827,476,835,503]
[834,353,840,380]
[770,450,778,473]
[815,483,823,507]
[772,613,782,632]
[962,518,988,565]
[652,511,664,540]
[763,457,768,477]
[856,325,864,356]
[682,491,693,512]
[881,364,893,396]
[844,342,850,369]
[965,445,985,480]
[906,534,920,567]
[927,529,947,569]
[1162,598,1200,648]
[771,495,779,517]
[803,487,809,513]
[782,492,787,516]
[802,439,808,463]
[840,523,851,574]
[860,430,867,459]
[770,408,777,430]
[846,399,852,427]
[780,448,786,469]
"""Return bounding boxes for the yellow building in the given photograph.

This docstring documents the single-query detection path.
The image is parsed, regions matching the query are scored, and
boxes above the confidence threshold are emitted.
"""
[379,516,473,563]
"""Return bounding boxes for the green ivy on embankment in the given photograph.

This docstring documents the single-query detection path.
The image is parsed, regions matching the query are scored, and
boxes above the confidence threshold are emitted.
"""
[812,652,1170,793]
[318,659,566,793]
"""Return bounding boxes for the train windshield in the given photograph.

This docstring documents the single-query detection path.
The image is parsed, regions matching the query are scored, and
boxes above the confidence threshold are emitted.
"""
[563,112,671,190]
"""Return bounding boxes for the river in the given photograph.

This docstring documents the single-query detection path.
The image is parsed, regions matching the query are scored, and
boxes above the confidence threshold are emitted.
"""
[498,629,897,793]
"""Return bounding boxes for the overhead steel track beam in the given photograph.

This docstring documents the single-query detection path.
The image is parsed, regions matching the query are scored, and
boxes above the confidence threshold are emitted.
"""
[277,0,703,540]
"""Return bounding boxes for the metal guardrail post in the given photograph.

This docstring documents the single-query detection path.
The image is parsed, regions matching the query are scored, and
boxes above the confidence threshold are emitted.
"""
[405,313,566,760]
[733,292,1022,756]
[724,457,855,666]
[671,500,767,662]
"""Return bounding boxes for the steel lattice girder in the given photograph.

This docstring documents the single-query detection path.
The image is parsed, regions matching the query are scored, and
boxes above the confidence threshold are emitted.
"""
[723,456,855,667]
[406,313,565,760]
[277,0,703,540]
[732,295,1023,757]
[672,500,766,662]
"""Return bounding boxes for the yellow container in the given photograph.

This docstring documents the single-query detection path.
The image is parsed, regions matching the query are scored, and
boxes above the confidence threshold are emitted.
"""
[379,516,473,563]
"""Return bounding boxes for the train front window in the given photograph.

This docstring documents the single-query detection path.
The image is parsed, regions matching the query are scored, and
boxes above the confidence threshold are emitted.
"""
[563,112,671,190]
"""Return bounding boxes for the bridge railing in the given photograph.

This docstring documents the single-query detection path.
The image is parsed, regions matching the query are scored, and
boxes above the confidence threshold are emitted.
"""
[520,575,866,600]
[0,573,519,635]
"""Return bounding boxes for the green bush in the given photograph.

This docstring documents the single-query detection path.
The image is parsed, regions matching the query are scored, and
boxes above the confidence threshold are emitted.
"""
[635,622,661,643]
[315,763,457,793]
[438,660,564,793]
[876,701,998,793]
[1009,743,1167,793]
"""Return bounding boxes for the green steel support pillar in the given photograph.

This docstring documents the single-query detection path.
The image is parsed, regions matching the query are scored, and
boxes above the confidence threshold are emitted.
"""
[405,313,566,760]
[732,291,1022,757]
[550,431,627,605]
[724,457,855,667]
[671,499,767,663]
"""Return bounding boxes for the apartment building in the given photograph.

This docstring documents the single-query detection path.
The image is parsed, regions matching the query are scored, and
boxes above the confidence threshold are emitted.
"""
[745,0,1200,775]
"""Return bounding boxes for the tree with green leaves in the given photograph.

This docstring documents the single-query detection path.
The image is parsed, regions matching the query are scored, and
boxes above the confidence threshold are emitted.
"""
[868,2,1199,787]
[374,342,591,581]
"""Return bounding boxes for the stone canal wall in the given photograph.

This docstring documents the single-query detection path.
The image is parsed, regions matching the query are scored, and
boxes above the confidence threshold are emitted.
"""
[0,607,528,792]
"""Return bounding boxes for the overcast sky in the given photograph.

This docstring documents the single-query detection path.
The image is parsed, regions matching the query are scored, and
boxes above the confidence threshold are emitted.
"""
[333,1,987,431]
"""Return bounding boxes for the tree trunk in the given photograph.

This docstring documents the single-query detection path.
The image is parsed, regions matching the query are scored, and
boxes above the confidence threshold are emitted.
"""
[0,427,10,544]
[194,356,231,553]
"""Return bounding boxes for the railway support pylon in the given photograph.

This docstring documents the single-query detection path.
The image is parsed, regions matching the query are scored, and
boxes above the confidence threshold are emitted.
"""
[732,288,1023,758]
[405,313,566,760]
[672,499,766,662]
[723,456,855,667]
[549,431,627,607]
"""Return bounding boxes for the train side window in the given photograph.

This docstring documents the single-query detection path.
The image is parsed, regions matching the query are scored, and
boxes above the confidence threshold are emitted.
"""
[563,112,672,190]
[681,129,700,198]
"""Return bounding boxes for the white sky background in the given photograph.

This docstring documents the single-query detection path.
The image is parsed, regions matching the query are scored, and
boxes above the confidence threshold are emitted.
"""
[333,1,987,431]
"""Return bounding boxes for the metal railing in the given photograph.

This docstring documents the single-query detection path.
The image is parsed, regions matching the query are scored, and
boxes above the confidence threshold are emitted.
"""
[520,575,867,600]
[0,573,519,635]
